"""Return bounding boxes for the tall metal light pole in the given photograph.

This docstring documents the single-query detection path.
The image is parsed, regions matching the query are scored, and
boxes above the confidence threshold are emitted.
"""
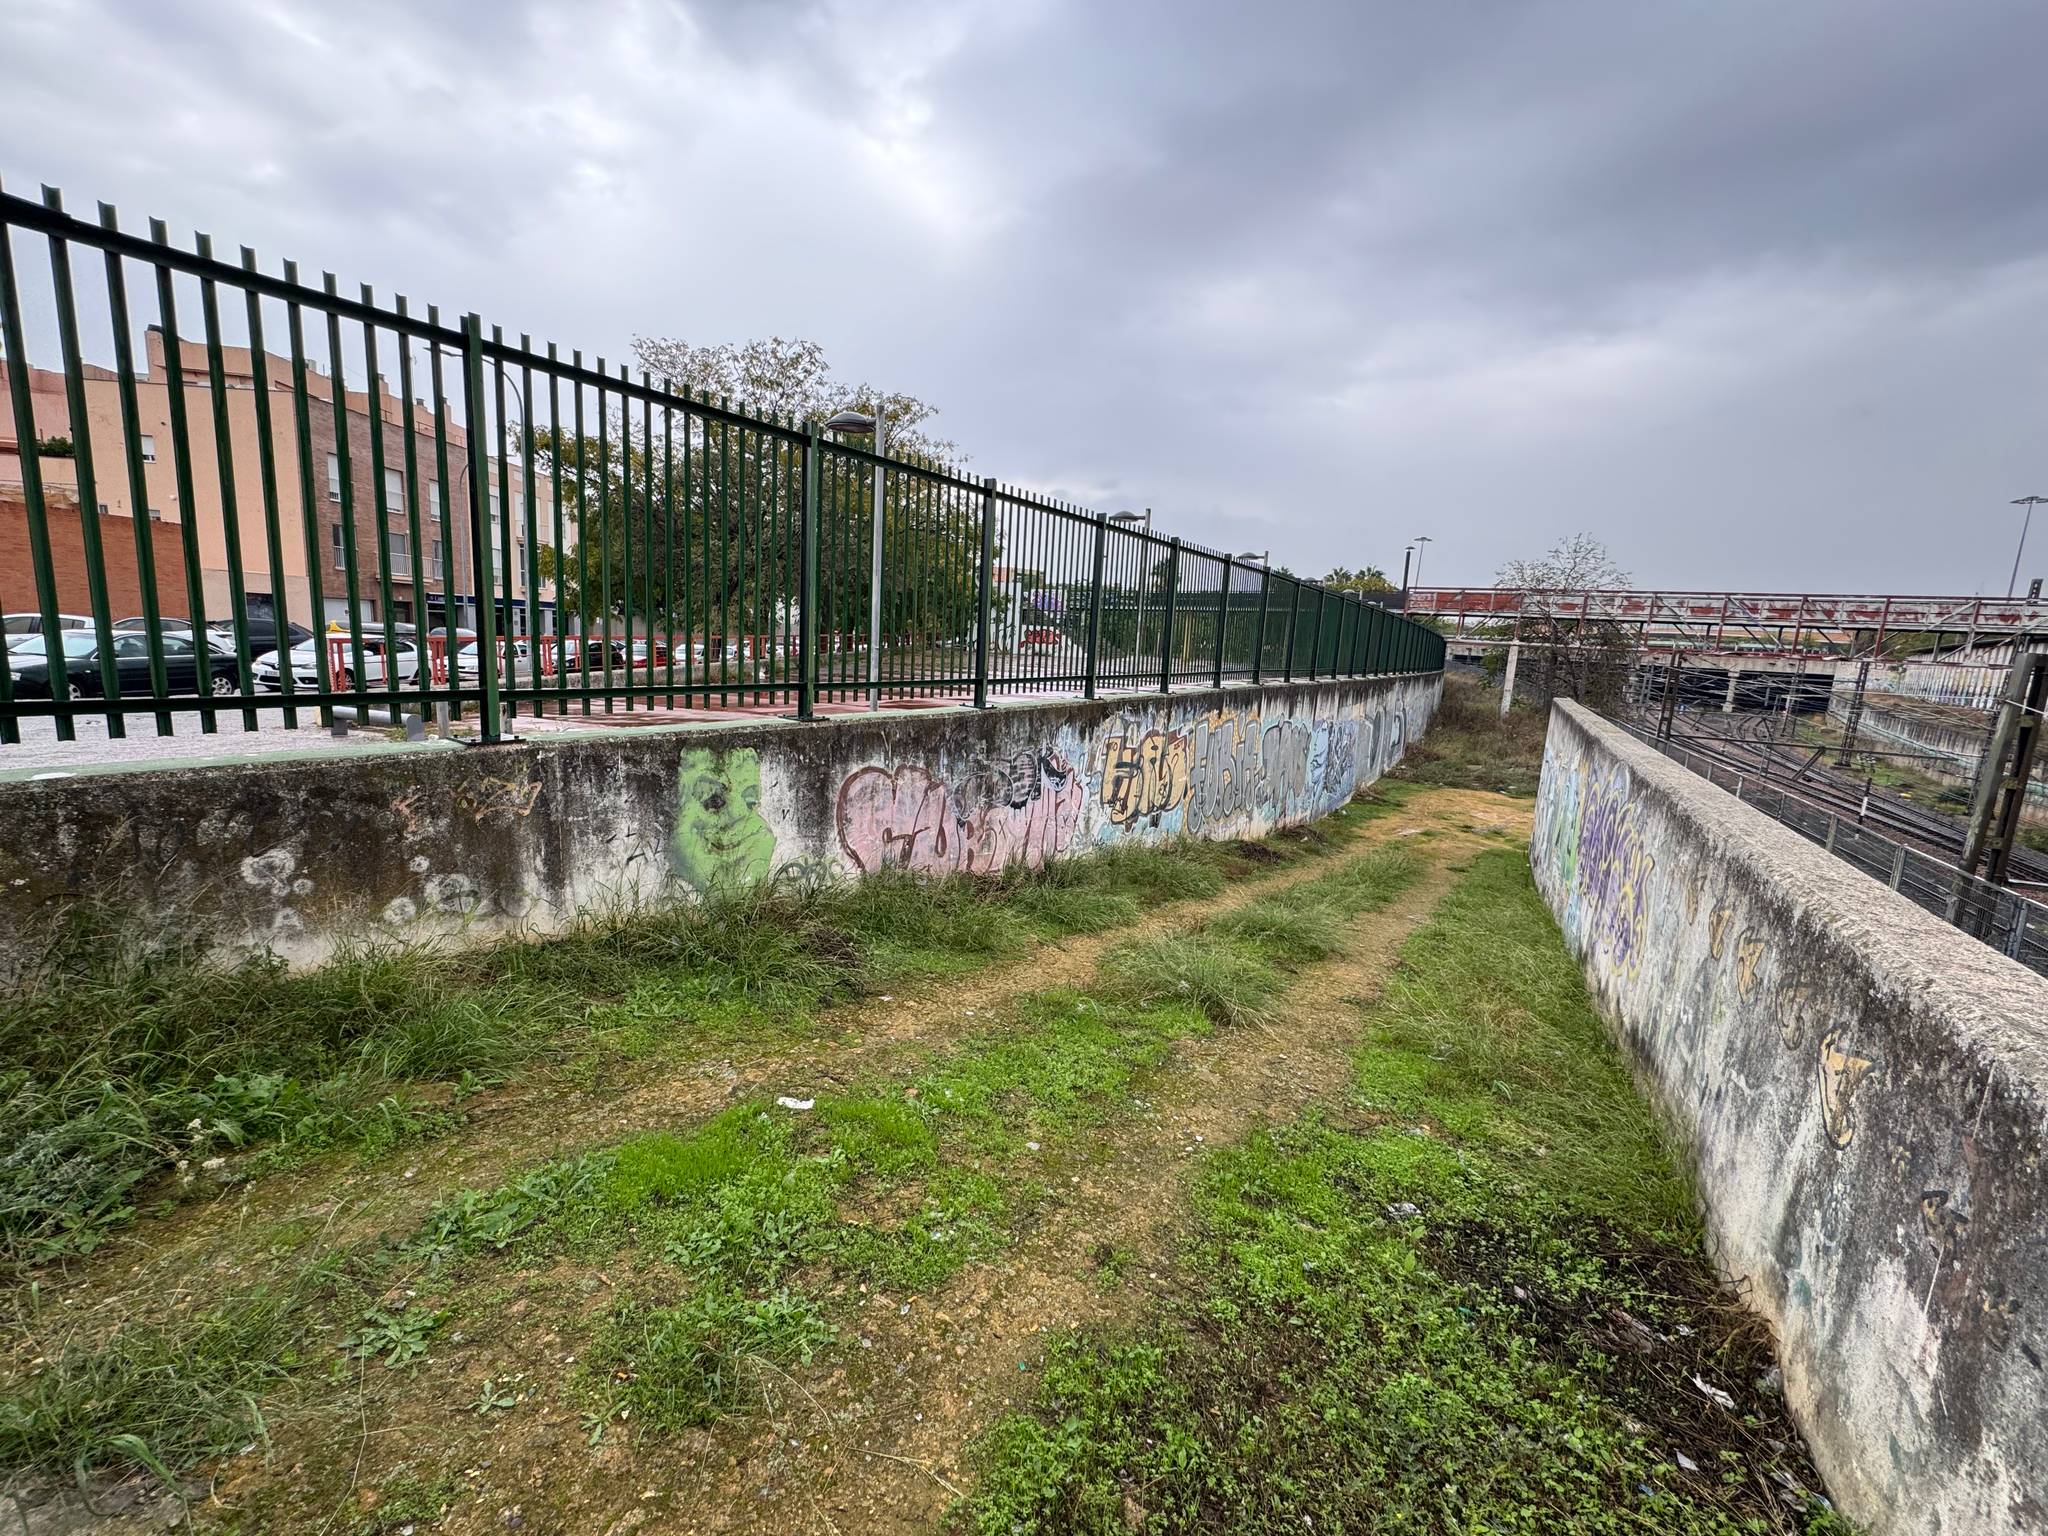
[826,409,886,707]
[2009,496,2048,600]
[1398,545,1413,611]
[1410,534,1433,592]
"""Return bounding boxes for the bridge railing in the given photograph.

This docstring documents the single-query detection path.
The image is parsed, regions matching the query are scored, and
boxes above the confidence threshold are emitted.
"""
[0,181,1444,746]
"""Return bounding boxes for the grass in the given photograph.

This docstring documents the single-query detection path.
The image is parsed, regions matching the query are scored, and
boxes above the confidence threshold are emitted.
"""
[1,1279,305,1480]
[1101,844,1425,1027]
[0,829,1296,1274]
[962,849,1852,1535]
[0,800,1433,1495]
[1395,672,1548,795]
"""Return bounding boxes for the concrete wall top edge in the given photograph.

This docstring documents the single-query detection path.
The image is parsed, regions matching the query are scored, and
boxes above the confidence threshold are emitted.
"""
[1553,699,2048,1092]
[0,676,1431,793]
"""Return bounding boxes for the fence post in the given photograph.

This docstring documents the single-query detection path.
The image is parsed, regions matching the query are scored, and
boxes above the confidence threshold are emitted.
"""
[1889,845,1907,890]
[1083,514,1107,700]
[460,314,502,740]
[0,194,69,742]
[1307,589,1326,681]
[1252,566,1271,686]
[1282,580,1300,681]
[1158,536,1182,693]
[797,423,822,721]
[1824,813,1838,853]
[973,475,996,709]
[1213,554,1231,690]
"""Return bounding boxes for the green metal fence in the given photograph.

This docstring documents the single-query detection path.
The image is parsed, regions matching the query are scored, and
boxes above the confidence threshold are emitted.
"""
[0,181,1445,745]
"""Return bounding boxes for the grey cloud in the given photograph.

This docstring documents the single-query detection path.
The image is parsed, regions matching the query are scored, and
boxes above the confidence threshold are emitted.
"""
[6,0,2048,592]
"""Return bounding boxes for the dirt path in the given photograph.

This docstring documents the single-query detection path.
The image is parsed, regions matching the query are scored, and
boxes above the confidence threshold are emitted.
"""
[435,790,1531,1536]
[35,791,1518,1340]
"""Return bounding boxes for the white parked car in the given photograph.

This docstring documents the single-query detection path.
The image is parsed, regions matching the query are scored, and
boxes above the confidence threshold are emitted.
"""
[455,638,541,683]
[252,633,422,692]
[4,612,93,649]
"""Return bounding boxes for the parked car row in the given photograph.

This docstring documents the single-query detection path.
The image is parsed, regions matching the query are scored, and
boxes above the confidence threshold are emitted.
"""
[3,619,726,699]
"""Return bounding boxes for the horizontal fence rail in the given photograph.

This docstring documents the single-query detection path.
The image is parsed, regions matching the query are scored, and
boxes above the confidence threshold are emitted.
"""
[0,183,1445,746]
[1624,721,2048,977]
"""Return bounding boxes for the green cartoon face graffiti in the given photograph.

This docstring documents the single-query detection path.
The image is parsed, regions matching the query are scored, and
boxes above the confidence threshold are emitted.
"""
[669,748,777,894]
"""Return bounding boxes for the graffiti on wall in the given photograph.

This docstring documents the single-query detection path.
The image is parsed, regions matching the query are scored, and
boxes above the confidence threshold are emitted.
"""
[1098,706,1348,835]
[670,747,779,894]
[1100,728,1192,829]
[1185,713,1313,832]
[838,747,1084,876]
[1816,1029,1876,1148]
[1539,749,1656,978]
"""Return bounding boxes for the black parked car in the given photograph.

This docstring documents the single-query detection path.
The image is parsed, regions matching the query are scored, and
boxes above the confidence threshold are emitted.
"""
[204,616,314,657]
[7,631,230,697]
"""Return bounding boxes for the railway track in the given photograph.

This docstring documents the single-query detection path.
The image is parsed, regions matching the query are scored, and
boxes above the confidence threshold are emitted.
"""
[1650,708,2048,887]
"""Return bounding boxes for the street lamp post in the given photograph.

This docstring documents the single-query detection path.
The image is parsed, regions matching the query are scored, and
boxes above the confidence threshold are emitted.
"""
[2009,497,2048,600]
[1398,545,1413,610]
[1411,534,1434,595]
[826,410,887,708]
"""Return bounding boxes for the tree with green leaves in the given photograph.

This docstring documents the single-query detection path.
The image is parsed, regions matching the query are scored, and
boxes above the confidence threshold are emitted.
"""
[1322,565,1394,596]
[531,336,982,667]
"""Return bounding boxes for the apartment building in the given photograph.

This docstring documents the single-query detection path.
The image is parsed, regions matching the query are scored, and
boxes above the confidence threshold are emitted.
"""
[0,327,558,637]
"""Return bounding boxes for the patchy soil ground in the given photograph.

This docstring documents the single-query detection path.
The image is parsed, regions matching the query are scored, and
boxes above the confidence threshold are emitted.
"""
[1,786,1848,1536]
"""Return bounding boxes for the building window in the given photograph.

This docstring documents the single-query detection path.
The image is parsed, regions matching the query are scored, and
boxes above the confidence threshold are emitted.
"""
[146,507,163,521]
[427,478,440,514]
[384,467,404,513]
[139,434,156,463]
[330,522,346,570]
[429,539,444,580]
[388,529,409,570]
[326,453,342,501]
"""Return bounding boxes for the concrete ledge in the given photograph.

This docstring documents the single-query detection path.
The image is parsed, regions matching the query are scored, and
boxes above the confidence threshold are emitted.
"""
[1533,700,2048,1536]
[0,674,1440,980]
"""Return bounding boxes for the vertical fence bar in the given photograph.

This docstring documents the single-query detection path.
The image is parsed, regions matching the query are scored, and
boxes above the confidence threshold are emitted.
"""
[797,423,821,721]
[195,235,257,727]
[551,351,568,715]
[157,225,218,727]
[572,352,592,713]
[428,308,456,716]
[1204,557,1220,688]
[103,204,172,735]
[1084,514,1107,700]
[1158,536,1181,693]
[461,315,501,739]
[0,194,61,739]
[1251,567,1271,686]
[246,250,298,728]
[661,385,676,708]
[361,286,400,721]
[1282,580,1300,682]
[973,474,996,709]
[396,299,430,720]
[40,188,123,732]
[619,362,636,711]
[321,274,366,697]
[283,261,334,725]
[493,331,516,713]
[527,347,544,704]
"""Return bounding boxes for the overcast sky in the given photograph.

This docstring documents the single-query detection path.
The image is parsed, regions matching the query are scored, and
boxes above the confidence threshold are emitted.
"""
[6,0,2048,593]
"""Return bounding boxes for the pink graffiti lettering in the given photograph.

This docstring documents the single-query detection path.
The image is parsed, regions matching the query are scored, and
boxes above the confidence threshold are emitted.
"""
[838,751,1084,876]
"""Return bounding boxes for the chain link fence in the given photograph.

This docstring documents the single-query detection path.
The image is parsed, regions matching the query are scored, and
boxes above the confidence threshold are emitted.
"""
[1624,722,2048,976]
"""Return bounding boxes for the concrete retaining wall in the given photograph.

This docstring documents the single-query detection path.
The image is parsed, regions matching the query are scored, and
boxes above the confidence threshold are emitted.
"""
[1532,701,2048,1536]
[0,673,1438,979]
